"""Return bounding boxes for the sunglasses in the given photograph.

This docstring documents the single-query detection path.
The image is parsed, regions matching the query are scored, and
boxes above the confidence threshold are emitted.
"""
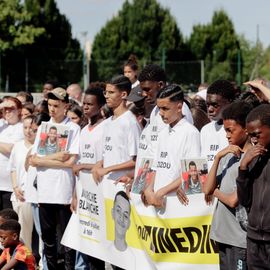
[3,106,17,112]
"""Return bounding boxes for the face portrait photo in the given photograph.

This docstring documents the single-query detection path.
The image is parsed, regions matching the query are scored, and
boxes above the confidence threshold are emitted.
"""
[112,191,131,252]
[47,126,58,144]
[37,122,70,156]
[132,159,152,194]
[181,159,208,195]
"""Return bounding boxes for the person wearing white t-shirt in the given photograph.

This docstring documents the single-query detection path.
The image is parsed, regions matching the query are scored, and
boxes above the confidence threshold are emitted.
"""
[0,97,24,209]
[142,84,200,208]
[200,80,236,169]
[71,87,107,270]
[29,88,80,269]
[72,87,107,178]
[91,75,141,270]
[92,75,141,184]
[24,113,50,270]
[7,116,37,250]
[124,64,194,192]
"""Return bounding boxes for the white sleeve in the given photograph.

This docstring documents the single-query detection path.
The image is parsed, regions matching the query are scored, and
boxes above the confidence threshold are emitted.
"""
[95,127,104,162]
[200,125,207,158]
[127,122,141,157]
[31,126,42,154]
[67,125,80,155]
[7,144,17,172]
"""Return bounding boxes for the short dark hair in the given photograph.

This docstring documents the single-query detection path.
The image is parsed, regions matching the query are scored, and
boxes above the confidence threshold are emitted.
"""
[24,113,50,127]
[246,104,270,127]
[138,64,166,83]
[157,84,184,102]
[0,208,18,221]
[16,91,34,103]
[222,101,254,128]
[68,104,83,118]
[114,191,130,206]
[49,126,57,132]
[44,80,59,89]
[84,88,106,107]
[189,161,196,167]
[207,80,235,102]
[238,91,261,108]
[108,75,132,95]
[32,113,50,125]
[0,220,21,236]
[22,102,35,114]
[35,100,49,115]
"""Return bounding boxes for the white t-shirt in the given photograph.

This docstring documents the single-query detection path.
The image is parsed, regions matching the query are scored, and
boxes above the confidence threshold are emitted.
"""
[24,166,38,204]
[32,117,80,204]
[102,111,141,180]
[0,122,24,192]
[148,103,193,160]
[152,118,201,192]
[132,80,139,88]
[200,121,228,169]
[79,121,107,164]
[7,140,32,201]
[133,124,152,176]
[0,119,6,129]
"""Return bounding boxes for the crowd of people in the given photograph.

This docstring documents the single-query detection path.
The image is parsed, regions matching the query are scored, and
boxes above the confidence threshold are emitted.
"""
[0,54,270,270]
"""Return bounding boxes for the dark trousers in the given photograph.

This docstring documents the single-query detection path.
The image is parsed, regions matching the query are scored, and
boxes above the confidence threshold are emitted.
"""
[0,191,12,210]
[112,266,125,270]
[247,237,270,270]
[218,242,247,270]
[39,203,75,270]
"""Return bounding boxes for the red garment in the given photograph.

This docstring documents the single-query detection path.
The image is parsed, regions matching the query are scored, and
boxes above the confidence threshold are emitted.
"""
[0,242,35,270]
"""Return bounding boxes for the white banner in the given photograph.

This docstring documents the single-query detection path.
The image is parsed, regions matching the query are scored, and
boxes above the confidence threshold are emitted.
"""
[62,171,219,270]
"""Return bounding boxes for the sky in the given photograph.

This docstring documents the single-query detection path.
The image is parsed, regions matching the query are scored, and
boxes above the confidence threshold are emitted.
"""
[56,0,270,48]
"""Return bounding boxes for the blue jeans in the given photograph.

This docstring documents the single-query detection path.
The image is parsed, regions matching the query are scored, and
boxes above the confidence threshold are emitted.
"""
[32,203,48,270]
[75,251,105,270]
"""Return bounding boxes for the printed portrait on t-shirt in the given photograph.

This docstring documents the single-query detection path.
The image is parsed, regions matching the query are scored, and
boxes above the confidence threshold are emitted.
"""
[132,158,154,194]
[180,158,208,195]
[37,122,70,156]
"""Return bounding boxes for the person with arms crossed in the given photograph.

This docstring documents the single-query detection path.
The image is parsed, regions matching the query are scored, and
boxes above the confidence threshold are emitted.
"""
[0,97,24,210]
[30,87,80,270]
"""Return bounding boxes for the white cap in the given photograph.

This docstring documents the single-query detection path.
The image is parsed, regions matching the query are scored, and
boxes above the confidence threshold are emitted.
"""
[195,89,207,101]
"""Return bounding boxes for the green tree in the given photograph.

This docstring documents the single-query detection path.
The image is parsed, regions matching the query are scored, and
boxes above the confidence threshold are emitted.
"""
[91,0,186,82]
[0,0,44,91]
[188,10,241,83]
[1,0,82,92]
[23,0,82,91]
[0,0,44,51]
[256,45,270,81]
